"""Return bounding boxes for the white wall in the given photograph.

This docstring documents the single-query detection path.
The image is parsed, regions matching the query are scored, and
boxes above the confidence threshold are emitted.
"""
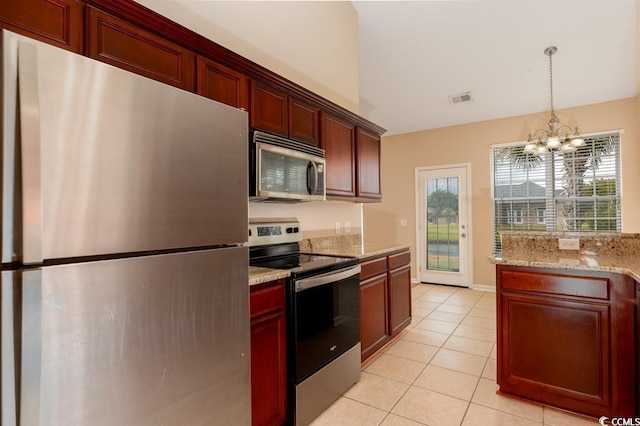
[134,0,360,113]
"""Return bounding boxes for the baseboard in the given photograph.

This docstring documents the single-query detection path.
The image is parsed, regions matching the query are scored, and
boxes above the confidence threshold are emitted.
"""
[470,284,496,292]
[411,278,420,284]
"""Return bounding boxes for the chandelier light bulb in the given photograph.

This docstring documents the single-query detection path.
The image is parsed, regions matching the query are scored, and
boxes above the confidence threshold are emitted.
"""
[546,136,561,148]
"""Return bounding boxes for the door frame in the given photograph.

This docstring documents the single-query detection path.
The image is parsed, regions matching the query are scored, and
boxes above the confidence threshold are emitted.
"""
[414,163,473,287]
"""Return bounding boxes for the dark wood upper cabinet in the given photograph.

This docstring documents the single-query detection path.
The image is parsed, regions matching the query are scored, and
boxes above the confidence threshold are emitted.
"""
[86,6,195,91]
[0,0,83,52]
[196,56,249,110]
[250,81,288,136]
[4,0,386,202]
[289,97,319,146]
[356,127,382,199]
[321,113,356,197]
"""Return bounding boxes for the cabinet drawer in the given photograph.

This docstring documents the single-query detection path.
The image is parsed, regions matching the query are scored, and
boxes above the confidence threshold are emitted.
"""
[360,257,387,280]
[250,280,285,318]
[500,269,609,300]
[388,251,410,270]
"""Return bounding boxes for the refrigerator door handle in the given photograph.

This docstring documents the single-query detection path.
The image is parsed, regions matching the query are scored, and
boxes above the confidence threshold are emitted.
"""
[21,269,43,425]
[18,41,44,265]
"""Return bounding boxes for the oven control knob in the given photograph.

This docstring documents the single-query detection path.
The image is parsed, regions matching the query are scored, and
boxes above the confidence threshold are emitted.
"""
[294,227,299,233]
[330,345,337,352]
[286,227,293,234]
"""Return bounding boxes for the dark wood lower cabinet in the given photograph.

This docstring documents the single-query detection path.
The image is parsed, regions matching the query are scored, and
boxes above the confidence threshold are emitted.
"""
[388,264,411,336]
[637,281,640,412]
[360,273,388,361]
[497,265,638,418]
[360,249,411,362]
[250,280,287,426]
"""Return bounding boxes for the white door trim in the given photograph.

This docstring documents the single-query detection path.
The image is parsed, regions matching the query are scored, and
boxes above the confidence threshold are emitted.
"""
[414,163,473,287]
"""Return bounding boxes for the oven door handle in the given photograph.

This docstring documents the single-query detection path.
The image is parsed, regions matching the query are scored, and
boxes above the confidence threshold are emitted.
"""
[295,265,361,292]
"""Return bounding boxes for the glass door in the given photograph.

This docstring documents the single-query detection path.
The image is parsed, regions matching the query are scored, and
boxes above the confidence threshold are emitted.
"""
[417,165,470,286]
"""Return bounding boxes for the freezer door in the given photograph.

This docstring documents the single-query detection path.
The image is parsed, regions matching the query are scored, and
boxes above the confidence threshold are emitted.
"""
[16,247,250,425]
[2,31,248,263]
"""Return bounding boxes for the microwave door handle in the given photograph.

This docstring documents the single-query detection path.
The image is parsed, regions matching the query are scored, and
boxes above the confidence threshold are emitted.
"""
[307,161,318,195]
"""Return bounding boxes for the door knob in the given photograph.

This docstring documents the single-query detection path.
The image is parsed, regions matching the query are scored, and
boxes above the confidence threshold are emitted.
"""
[461,233,467,237]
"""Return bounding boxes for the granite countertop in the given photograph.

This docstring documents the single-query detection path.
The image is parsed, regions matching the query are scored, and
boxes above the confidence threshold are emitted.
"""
[305,243,411,260]
[248,240,411,286]
[495,231,640,282]
[249,266,290,286]
[493,253,640,282]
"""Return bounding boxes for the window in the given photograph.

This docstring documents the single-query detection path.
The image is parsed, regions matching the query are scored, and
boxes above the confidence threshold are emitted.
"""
[491,132,621,256]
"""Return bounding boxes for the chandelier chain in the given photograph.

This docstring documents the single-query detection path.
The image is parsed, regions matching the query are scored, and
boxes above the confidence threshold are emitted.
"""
[548,50,554,113]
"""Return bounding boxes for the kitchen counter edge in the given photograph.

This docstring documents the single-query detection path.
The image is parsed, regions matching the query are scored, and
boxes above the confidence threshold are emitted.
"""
[305,243,412,260]
[249,243,412,286]
[491,255,640,282]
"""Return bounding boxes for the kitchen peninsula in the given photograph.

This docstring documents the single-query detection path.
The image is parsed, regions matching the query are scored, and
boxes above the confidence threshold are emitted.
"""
[494,232,640,418]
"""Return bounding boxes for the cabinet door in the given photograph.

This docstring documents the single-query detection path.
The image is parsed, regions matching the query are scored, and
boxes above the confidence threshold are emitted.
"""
[86,6,195,91]
[288,97,319,145]
[356,127,382,199]
[0,0,83,52]
[321,113,356,197]
[637,282,640,412]
[360,273,389,362]
[251,311,287,426]
[250,281,287,426]
[388,265,412,336]
[196,56,249,110]
[250,81,288,136]
[499,292,613,417]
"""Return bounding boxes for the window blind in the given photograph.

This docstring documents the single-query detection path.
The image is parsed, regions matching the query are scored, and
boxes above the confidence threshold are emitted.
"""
[491,133,621,256]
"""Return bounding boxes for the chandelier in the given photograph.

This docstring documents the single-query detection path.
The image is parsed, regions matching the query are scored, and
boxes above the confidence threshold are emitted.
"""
[524,46,585,156]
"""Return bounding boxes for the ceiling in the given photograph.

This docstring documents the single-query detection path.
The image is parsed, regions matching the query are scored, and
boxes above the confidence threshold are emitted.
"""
[352,0,637,136]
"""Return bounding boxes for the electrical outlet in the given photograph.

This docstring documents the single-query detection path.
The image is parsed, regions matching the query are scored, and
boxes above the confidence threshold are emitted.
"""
[558,238,580,250]
[344,221,351,233]
[335,222,341,234]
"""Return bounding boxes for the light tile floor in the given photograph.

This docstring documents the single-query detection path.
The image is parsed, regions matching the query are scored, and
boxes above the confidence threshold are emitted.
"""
[310,284,599,426]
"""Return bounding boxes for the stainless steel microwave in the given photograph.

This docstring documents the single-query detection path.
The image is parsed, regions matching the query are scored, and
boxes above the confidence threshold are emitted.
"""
[250,131,326,202]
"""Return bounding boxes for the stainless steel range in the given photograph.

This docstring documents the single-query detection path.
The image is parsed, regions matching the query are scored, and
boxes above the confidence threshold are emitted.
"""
[249,218,361,425]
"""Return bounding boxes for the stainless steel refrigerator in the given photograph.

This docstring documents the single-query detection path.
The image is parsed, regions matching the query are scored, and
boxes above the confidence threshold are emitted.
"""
[0,30,250,425]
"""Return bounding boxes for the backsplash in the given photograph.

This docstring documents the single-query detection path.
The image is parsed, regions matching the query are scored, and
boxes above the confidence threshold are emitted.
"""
[249,200,362,239]
[300,234,363,252]
[500,231,640,258]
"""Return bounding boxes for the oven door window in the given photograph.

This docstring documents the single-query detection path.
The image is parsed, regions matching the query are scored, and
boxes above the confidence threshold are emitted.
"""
[294,273,360,382]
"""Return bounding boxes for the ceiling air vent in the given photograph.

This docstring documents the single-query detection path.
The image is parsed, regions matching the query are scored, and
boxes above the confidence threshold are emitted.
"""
[449,92,473,104]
